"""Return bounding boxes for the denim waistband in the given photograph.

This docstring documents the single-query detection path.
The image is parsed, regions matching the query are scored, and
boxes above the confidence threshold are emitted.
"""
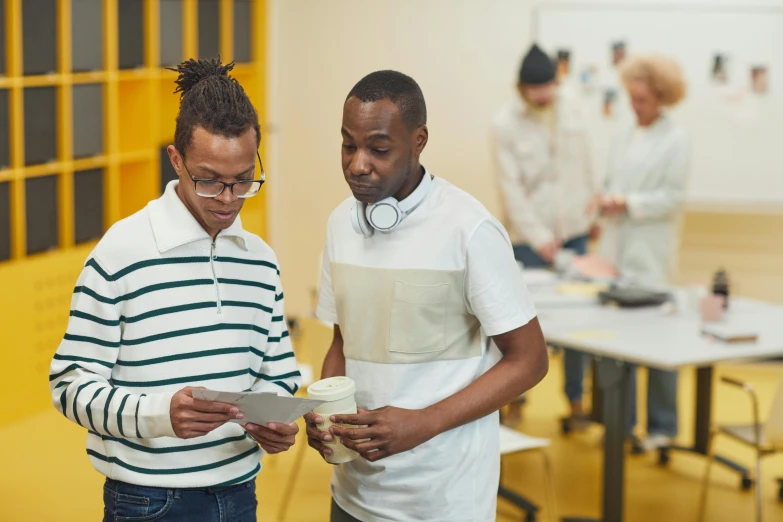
[104,477,254,495]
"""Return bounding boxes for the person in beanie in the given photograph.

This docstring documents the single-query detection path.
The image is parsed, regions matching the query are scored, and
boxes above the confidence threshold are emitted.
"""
[491,43,599,428]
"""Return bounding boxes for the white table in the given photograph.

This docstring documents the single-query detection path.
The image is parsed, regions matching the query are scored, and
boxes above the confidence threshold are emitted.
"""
[525,273,783,522]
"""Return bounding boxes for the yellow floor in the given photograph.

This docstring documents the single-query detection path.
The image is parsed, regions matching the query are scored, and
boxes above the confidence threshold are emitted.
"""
[2,356,782,521]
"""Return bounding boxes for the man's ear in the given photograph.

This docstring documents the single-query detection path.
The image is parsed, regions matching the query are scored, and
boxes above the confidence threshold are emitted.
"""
[413,125,429,157]
[167,145,183,173]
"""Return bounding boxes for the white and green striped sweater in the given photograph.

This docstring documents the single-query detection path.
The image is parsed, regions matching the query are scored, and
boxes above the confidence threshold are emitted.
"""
[49,181,301,488]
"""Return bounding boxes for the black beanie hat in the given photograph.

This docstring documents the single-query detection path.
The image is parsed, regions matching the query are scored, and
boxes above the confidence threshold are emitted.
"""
[518,44,556,85]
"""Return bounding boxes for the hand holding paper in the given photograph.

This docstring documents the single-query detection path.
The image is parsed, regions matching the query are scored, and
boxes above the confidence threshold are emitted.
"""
[190,388,324,427]
[245,421,299,454]
[170,387,244,439]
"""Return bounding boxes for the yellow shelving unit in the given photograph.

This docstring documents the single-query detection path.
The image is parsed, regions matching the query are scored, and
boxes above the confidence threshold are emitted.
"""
[0,0,267,426]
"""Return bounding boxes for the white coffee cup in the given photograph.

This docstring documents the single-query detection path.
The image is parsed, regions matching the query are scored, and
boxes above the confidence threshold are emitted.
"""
[307,376,360,464]
[672,285,708,317]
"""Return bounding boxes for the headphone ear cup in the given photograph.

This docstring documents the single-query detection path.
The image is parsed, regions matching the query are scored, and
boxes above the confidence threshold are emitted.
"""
[351,201,374,237]
[366,199,402,233]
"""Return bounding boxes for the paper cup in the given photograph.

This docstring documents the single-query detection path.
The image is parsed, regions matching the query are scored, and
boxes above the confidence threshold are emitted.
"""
[307,376,359,464]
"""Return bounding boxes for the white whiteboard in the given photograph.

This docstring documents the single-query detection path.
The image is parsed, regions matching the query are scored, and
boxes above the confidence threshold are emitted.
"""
[534,2,783,210]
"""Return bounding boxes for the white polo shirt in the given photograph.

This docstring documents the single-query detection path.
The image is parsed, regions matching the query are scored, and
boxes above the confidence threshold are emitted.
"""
[316,173,537,522]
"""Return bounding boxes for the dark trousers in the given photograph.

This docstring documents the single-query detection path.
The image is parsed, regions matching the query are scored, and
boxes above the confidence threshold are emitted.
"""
[331,499,363,522]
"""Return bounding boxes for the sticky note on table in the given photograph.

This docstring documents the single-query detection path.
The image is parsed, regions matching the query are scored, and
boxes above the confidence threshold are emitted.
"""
[557,282,607,297]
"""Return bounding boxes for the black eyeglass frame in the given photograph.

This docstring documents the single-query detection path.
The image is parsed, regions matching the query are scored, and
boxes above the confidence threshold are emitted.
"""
[182,151,266,198]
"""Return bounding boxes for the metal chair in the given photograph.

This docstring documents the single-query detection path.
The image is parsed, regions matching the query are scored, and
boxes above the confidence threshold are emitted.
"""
[498,425,559,522]
[697,374,783,522]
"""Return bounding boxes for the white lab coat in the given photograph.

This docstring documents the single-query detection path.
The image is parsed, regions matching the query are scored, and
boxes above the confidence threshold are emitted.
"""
[492,90,598,248]
[598,115,691,286]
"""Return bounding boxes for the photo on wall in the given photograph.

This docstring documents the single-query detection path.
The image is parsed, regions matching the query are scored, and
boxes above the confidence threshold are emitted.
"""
[603,88,617,117]
[611,41,626,67]
[580,64,599,92]
[751,65,768,94]
[556,49,571,80]
[712,53,729,83]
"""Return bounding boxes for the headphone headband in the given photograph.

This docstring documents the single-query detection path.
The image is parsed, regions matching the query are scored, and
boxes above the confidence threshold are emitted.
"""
[397,171,432,214]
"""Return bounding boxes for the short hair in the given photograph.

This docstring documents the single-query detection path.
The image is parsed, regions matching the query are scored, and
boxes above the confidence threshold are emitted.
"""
[345,70,427,129]
[621,54,687,107]
[168,57,260,156]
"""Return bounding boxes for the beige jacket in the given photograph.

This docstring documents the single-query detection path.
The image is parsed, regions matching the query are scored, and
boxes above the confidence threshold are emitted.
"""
[491,92,598,248]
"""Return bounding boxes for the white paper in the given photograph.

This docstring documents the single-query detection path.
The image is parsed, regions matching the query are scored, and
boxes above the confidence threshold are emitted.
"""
[191,389,325,427]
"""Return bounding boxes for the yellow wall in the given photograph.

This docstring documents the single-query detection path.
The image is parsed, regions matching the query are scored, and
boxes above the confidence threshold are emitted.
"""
[0,0,268,427]
[677,211,783,304]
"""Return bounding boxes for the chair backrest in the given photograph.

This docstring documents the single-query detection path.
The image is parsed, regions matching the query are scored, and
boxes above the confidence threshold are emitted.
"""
[765,373,783,448]
[498,425,550,455]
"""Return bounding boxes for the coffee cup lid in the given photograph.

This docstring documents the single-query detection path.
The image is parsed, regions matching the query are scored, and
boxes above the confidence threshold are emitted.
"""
[307,376,356,402]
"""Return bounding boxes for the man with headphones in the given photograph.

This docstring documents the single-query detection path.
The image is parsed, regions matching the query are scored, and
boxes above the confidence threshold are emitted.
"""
[303,70,549,522]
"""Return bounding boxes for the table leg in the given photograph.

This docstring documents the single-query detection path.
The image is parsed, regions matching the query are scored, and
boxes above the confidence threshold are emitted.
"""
[694,366,713,454]
[563,357,630,522]
[590,357,603,424]
[599,358,630,522]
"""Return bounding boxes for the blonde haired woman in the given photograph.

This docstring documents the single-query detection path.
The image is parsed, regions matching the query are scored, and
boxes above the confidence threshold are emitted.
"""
[594,54,690,450]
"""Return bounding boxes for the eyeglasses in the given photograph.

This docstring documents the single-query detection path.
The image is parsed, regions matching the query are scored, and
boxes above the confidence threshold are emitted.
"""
[182,151,266,198]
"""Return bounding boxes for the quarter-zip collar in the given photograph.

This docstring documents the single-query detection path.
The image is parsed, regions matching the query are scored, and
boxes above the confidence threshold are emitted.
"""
[148,180,249,253]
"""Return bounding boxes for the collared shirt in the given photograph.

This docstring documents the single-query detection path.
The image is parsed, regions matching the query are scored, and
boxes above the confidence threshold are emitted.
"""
[49,180,301,488]
[492,90,598,248]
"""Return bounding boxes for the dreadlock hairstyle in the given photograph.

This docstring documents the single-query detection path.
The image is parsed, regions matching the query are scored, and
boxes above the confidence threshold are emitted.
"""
[167,57,260,157]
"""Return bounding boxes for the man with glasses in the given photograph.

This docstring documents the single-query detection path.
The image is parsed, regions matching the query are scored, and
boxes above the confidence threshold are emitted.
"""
[48,58,300,522]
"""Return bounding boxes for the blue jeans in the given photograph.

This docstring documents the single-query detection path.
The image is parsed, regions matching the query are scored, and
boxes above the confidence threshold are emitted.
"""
[512,235,589,269]
[627,366,679,437]
[513,235,590,407]
[103,478,257,522]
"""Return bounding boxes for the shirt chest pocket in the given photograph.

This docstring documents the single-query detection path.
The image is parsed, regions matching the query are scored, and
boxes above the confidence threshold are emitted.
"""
[513,140,550,191]
[389,281,449,354]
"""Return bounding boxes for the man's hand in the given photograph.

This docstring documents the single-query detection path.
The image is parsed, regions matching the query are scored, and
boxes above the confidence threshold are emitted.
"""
[599,194,628,216]
[536,240,561,264]
[245,422,299,454]
[586,195,602,216]
[170,387,244,439]
[589,223,602,242]
[329,407,434,463]
[304,411,339,461]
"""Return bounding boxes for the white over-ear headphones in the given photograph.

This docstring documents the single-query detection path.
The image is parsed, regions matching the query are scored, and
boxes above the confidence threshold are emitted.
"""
[350,171,433,237]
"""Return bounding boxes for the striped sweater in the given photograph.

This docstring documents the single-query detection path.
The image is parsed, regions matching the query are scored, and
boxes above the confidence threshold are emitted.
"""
[49,180,301,488]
